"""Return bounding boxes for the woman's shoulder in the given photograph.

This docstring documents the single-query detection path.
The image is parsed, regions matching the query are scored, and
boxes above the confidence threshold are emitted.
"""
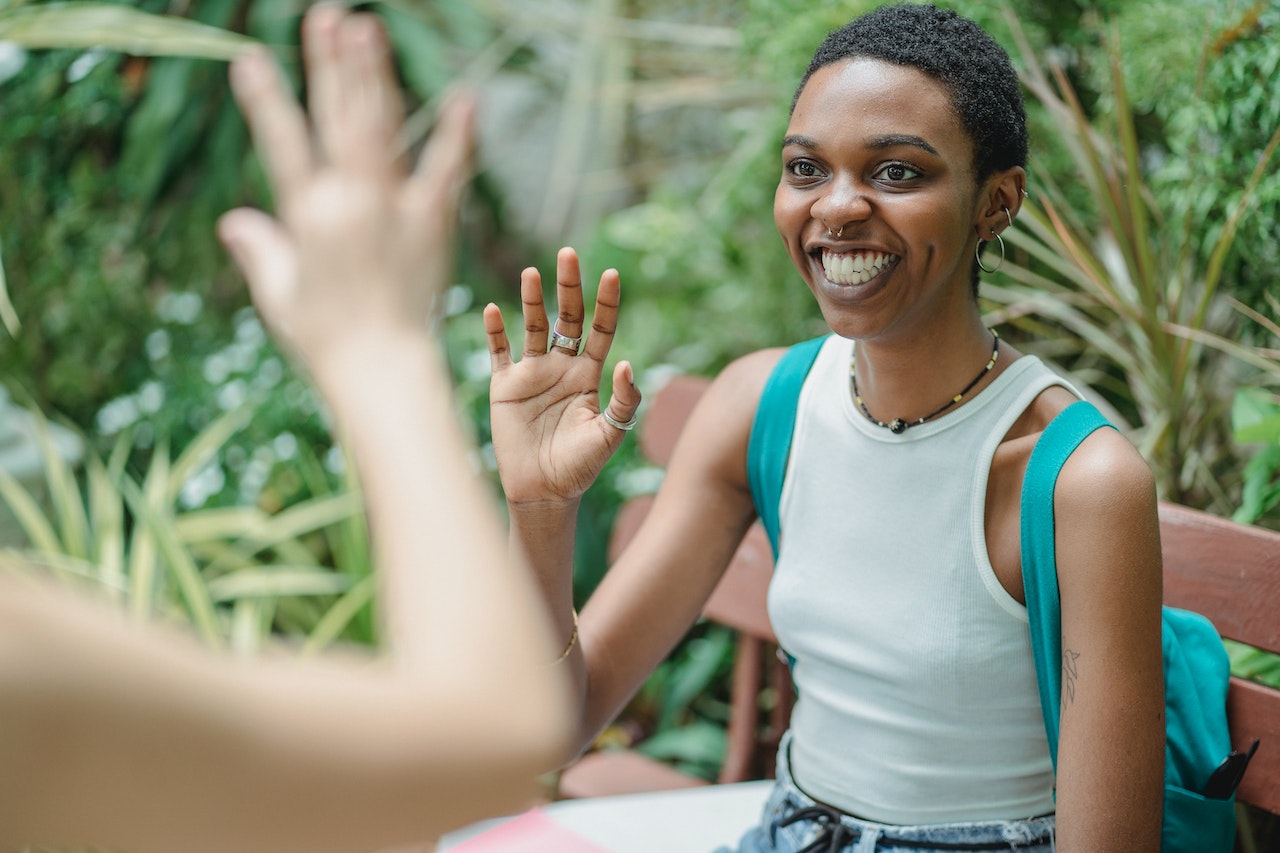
[996,370,1155,516]
[711,335,836,400]
[706,345,800,408]
[1013,378,1155,518]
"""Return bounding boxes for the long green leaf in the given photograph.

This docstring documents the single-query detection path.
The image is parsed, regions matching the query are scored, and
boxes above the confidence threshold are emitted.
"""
[121,474,223,647]
[168,402,255,505]
[0,234,19,336]
[302,574,376,655]
[0,548,122,590]
[230,598,267,656]
[0,2,256,59]
[127,441,169,622]
[85,451,125,599]
[206,566,354,602]
[29,410,90,561]
[0,468,61,553]
[201,491,362,576]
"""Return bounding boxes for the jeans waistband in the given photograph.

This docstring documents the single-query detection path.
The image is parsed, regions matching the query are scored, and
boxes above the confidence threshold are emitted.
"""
[771,733,1055,852]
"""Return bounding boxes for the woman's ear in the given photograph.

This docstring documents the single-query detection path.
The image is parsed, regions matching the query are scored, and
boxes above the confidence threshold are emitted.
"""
[975,166,1026,238]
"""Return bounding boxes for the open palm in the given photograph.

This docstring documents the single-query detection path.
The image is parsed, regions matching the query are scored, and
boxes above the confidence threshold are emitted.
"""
[485,248,640,505]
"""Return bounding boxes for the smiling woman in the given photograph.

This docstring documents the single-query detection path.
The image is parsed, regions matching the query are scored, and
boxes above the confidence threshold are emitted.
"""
[485,4,1165,853]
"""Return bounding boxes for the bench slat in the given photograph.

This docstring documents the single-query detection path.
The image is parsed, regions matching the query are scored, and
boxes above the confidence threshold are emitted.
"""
[1230,678,1280,814]
[1159,503,1280,654]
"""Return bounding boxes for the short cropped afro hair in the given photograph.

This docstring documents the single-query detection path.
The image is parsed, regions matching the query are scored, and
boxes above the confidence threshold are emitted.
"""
[793,3,1027,183]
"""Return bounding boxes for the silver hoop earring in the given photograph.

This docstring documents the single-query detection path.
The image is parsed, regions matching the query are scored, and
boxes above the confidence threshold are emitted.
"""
[976,207,1012,274]
[976,232,1005,274]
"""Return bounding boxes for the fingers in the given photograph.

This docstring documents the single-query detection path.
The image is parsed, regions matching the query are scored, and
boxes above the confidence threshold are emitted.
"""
[406,91,476,224]
[304,6,402,176]
[515,252,617,360]
[582,268,620,363]
[302,5,345,164]
[217,207,298,325]
[602,361,642,432]
[229,47,311,200]
[551,247,584,351]
[336,13,401,174]
[484,303,513,372]
[520,267,551,357]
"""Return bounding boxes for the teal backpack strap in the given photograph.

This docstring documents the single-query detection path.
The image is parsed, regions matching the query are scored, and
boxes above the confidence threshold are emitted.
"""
[1019,399,1112,768]
[747,335,828,560]
[1021,400,1241,852]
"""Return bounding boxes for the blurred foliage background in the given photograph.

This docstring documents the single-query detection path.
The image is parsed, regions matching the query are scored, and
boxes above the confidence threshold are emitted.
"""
[1,0,1278,840]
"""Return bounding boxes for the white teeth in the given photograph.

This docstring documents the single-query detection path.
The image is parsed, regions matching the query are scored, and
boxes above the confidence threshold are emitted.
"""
[821,250,896,285]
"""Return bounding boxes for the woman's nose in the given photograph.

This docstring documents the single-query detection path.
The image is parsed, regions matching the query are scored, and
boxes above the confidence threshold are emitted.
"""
[812,177,872,236]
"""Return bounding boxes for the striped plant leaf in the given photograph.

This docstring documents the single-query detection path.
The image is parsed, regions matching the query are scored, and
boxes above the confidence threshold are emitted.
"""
[0,2,255,59]
[302,574,376,655]
[205,566,354,602]
[0,234,19,336]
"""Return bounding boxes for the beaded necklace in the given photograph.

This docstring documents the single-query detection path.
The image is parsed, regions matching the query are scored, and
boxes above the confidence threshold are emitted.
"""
[850,330,1000,434]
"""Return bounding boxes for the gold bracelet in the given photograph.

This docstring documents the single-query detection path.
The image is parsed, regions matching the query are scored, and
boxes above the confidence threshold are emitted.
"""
[552,608,579,664]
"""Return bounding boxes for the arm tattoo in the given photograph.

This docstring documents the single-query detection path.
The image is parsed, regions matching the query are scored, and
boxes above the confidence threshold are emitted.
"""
[1061,647,1081,708]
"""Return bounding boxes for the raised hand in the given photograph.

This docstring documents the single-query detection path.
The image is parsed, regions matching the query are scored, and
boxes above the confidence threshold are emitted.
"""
[484,247,641,505]
[217,6,473,374]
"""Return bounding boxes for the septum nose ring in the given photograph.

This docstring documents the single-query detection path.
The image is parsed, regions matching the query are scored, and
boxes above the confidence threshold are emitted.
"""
[825,221,843,238]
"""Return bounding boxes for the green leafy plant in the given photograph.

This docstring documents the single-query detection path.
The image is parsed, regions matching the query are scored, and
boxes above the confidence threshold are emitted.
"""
[0,399,376,655]
[985,16,1280,510]
[1231,386,1280,527]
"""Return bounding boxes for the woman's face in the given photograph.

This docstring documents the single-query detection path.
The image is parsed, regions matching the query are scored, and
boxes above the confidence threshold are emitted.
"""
[775,58,986,342]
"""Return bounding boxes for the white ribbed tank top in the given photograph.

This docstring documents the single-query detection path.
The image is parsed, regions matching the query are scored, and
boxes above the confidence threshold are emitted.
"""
[768,334,1074,824]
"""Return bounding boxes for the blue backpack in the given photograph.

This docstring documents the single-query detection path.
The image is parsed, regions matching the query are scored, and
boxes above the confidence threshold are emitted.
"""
[746,336,1249,852]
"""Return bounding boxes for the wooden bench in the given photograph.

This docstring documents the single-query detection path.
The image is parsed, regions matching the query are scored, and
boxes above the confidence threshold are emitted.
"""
[557,374,1280,838]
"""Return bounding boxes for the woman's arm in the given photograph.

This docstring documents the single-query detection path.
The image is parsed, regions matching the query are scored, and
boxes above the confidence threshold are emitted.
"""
[1050,428,1165,852]
[486,256,781,759]
[0,8,570,852]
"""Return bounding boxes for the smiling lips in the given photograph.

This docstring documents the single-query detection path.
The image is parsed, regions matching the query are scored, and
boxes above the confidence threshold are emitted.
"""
[820,249,898,285]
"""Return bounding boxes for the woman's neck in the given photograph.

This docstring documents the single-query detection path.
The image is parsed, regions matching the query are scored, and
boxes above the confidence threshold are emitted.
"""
[849,318,1007,428]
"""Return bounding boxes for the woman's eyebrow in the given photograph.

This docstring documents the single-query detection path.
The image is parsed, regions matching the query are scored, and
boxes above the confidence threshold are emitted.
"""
[868,134,939,156]
[782,134,819,149]
[781,133,940,157]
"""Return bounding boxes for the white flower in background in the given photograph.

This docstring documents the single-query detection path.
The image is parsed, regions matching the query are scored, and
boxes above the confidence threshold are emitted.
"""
[156,292,203,325]
[96,395,140,435]
[136,381,165,415]
[272,432,298,461]
[179,459,226,509]
[217,379,248,411]
[0,42,27,86]
[145,329,172,362]
[66,47,107,83]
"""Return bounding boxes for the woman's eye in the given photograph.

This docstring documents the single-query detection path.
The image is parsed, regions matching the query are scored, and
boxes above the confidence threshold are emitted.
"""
[876,162,921,182]
[787,160,824,180]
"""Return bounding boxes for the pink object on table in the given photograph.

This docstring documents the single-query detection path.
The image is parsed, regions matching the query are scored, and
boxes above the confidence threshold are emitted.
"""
[446,808,612,852]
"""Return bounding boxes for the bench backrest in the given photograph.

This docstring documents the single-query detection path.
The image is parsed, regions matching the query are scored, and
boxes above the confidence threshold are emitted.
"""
[620,374,1280,811]
[1159,503,1280,814]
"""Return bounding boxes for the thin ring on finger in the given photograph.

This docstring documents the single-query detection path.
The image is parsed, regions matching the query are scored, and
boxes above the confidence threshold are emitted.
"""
[548,324,582,355]
[601,408,638,431]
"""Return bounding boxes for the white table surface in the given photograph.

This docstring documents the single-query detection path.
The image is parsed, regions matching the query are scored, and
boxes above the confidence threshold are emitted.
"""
[436,780,774,852]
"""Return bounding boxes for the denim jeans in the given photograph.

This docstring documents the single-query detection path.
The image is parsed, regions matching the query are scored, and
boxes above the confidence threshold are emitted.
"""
[715,734,1055,853]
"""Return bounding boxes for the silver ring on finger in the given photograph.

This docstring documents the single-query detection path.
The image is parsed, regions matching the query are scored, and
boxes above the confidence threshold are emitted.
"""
[548,325,582,355]
[601,408,638,431]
